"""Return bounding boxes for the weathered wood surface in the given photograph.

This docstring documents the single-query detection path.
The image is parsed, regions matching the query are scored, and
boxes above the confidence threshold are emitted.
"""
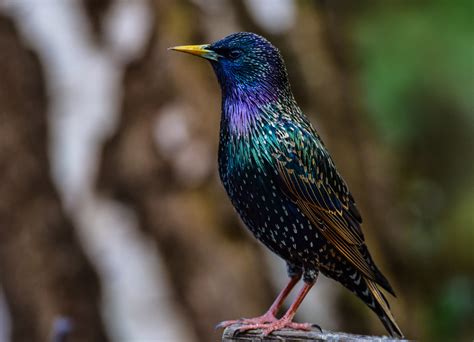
[223,324,411,342]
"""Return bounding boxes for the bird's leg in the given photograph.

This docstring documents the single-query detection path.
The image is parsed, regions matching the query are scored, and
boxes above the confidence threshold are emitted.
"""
[236,279,319,336]
[216,274,301,329]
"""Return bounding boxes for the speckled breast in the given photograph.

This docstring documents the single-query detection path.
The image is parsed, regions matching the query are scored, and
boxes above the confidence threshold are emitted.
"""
[218,141,325,267]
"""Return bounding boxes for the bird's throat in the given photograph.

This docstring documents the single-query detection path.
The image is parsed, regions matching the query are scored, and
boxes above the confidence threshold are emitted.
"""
[223,98,258,137]
[221,86,278,137]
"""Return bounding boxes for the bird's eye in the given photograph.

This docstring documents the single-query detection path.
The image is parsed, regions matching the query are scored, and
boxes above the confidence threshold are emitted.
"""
[228,50,242,59]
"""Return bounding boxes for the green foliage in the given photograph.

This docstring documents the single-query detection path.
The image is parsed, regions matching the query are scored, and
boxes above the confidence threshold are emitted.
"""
[350,1,474,340]
[353,0,474,145]
[428,276,474,341]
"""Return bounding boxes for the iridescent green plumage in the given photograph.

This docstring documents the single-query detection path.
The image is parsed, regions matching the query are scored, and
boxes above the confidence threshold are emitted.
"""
[171,32,403,337]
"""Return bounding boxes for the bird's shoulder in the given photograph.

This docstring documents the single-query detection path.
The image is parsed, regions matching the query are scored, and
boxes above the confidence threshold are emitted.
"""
[272,117,348,202]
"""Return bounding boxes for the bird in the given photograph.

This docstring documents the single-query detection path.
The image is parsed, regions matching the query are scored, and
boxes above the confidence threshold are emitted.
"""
[169,32,403,338]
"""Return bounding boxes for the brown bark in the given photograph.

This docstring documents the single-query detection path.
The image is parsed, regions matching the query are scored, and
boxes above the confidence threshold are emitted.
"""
[0,16,108,342]
[83,0,113,43]
[223,324,409,341]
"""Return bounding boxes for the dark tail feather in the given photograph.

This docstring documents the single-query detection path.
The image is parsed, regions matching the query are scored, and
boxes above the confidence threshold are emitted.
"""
[360,247,397,297]
[373,269,396,297]
[380,313,404,338]
[323,262,403,337]
[366,279,404,338]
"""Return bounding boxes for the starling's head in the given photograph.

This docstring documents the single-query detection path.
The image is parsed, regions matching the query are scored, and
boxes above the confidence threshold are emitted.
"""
[170,32,290,98]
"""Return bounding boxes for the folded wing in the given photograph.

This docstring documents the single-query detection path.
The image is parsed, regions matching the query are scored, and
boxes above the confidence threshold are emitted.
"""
[273,121,394,295]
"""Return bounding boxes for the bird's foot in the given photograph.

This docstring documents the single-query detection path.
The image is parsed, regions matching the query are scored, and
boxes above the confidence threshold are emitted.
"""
[234,317,320,336]
[215,312,277,330]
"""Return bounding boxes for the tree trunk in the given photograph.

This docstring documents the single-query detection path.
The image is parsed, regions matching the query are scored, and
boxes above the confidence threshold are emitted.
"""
[0,15,108,342]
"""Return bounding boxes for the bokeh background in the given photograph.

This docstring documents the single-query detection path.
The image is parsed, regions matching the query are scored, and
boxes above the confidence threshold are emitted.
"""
[0,0,472,341]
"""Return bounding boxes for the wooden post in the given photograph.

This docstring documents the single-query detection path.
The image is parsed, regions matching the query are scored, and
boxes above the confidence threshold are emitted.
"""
[223,324,410,341]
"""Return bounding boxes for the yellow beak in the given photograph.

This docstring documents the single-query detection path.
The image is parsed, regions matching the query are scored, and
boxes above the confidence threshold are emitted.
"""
[168,44,219,61]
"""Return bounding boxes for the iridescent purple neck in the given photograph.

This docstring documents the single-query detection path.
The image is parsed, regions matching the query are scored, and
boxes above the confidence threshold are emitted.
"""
[221,86,272,136]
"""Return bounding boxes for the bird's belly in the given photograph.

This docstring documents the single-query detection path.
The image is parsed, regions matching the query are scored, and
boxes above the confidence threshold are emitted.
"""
[221,165,325,265]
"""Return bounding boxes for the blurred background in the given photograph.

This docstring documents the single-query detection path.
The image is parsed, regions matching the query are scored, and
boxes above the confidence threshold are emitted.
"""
[0,0,472,341]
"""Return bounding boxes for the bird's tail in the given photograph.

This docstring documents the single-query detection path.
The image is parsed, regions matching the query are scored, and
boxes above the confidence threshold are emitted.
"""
[325,265,404,337]
[322,255,403,337]
[365,278,403,338]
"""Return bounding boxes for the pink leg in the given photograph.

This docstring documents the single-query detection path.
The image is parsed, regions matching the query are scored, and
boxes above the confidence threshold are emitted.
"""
[237,281,317,336]
[216,274,301,329]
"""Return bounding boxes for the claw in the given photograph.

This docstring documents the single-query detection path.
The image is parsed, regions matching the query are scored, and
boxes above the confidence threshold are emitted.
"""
[262,321,312,336]
[216,312,278,331]
[232,328,243,338]
[216,319,242,330]
[230,318,315,337]
[214,321,226,330]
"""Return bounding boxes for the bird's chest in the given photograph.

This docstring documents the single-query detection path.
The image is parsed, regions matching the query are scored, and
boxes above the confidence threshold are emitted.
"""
[218,130,279,224]
[219,153,285,246]
[218,133,305,251]
[217,129,327,265]
[218,133,272,205]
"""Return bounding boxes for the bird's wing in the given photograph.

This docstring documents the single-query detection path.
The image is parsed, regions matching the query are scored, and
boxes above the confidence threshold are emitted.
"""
[272,120,383,282]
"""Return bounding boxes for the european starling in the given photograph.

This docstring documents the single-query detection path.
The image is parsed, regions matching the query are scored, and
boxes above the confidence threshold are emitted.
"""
[170,32,403,338]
